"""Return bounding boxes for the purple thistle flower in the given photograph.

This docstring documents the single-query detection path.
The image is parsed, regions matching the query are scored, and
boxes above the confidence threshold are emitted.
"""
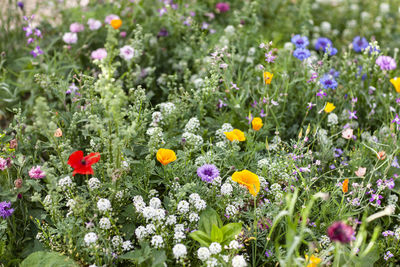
[352,36,368,53]
[327,221,354,244]
[348,110,358,120]
[391,114,400,125]
[29,165,45,179]
[376,56,396,71]
[320,74,338,89]
[291,34,309,48]
[293,48,311,61]
[0,201,14,219]
[197,164,219,183]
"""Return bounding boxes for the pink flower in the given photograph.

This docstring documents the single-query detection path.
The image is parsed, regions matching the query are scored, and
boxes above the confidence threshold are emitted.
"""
[376,55,396,71]
[327,221,354,243]
[29,166,45,179]
[355,167,366,177]
[342,128,353,140]
[69,22,84,33]
[0,157,7,171]
[91,48,107,60]
[104,14,120,24]
[62,32,78,44]
[216,2,230,13]
[87,18,102,30]
[119,45,135,61]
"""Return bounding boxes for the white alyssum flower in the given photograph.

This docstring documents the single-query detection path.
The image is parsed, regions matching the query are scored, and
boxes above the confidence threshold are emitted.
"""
[99,217,111,230]
[115,190,124,200]
[194,199,207,211]
[159,102,176,115]
[189,212,200,222]
[66,199,76,209]
[88,177,101,190]
[151,235,164,248]
[206,258,219,267]
[135,226,148,241]
[177,200,190,214]
[232,255,247,267]
[97,198,112,212]
[166,215,177,225]
[197,247,211,261]
[221,183,233,196]
[142,206,156,221]
[173,244,187,259]
[174,230,186,242]
[146,224,156,235]
[133,195,146,212]
[154,208,166,221]
[209,242,222,255]
[58,176,73,189]
[151,112,163,126]
[112,235,123,247]
[226,205,238,217]
[122,240,133,251]
[228,240,240,250]
[184,117,200,133]
[189,193,201,203]
[327,113,338,126]
[84,232,98,246]
[224,25,235,36]
[216,123,234,140]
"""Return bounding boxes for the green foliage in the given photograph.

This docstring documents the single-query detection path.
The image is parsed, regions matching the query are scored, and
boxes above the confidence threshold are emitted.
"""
[20,251,78,267]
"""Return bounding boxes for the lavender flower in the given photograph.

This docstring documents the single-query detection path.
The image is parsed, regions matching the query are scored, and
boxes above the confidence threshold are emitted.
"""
[320,74,338,89]
[29,166,45,179]
[316,90,326,99]
[376,56,396,71]
[157,28,169,37]
[352,36,368,52]
[293,48,311,61]
[197,164,219,183]
[348,110,358,120]
[327,221,354,243]
[291,34,309,48]
[0,201,14,219]
[384,251,394,261]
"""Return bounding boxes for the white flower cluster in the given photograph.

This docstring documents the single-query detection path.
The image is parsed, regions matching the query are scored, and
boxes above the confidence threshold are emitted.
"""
[88,177,101,190]
[159,102,176,115]
[99,217,111,230]
[221,182,233,196]
[84,232,98,246]
[111,235,133,251]
[216,123,234,141]
[184,117,200,133]
[58,176,73,189]
[182,132,203,148]
[232,255,247,267]
[97,198,112,212]
[151,111,163,126]
[173,243,187,259]
[327,112,338,126]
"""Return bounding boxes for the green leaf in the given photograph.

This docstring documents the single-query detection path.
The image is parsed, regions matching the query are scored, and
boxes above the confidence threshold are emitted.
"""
[221,223,242,245]
[211,224,223,243]
[198,207,222,235]
[151,250,167,267]
[189,230,212,247]
[20,251,79,267]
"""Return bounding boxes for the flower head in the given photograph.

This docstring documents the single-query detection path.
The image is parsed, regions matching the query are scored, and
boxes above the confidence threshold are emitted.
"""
[355,167,366,177]
[320,74,338,89]
[197,164,219,183]
[352,36,368,52]
[291,34,309,48]
[62,32,78,44]
[29,166,45,179]
[324,102,336,113]
[224,129,246,142]
[0,201,14,219]
[342,179,349,193]
[377,151,386,160]
[342,128,353,140]
[327,221,354,243]
[156,148,177,166]
[69,22,84,33]
[251,117,263,131]
[263,71,273,85]
[54,128,62,137]
[315,37,337,55]
[216,2,230,13]
[67,150,100,176]
[91,48,107,60]
[232,170,260,196]
[390,77,400,93]
[305,254,321,267]
[293,48,311,60]
[110,19,122,30]
[376,56,396,71]
[119,45,135,61]
[87,18,102,30]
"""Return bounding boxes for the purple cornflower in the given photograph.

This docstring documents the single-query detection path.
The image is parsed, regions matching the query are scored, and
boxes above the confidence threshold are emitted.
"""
[293,48,311,61]
[291,34,309,48]
[376,56,396,71]
[369,194,383,205]
[265,51,276,63]
[0,157,7,171]
[315,37,337,55]
[327,221,354,244]
[197,164,219,183]
[348,110,358,120]
[320,74,338,89]
[0,201,14,219]
[391,114,400,125]
[216,2,230,13]
[384,251,394,261]
[29,165,45,179]
[316,90,326,99]
[30,46,43,57]
[352,36,368,52]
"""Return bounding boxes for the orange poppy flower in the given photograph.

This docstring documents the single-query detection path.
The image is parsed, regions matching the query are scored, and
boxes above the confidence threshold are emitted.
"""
[232,170,260,196]
[252,117,263,131]
[156,148,177,166]
[342,179,349,193]
[224,129,246,142]
[110,19,122,29]
[377,151,386,160]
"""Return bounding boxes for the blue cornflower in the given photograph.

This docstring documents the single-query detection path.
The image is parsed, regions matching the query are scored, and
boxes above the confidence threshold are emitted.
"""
[315,37,337,56]
[328,68,340,78]
[352,36,369,52]
[291,34,309,48]
[197,164,219,183]
[293,48,311,60]
[320,74,338,89]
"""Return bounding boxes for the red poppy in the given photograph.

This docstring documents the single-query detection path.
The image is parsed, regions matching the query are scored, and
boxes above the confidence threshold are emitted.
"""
[67,150,100,176]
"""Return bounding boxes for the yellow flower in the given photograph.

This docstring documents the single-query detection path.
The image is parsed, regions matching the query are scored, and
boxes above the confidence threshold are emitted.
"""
[324,102,335,113]
[156,148,177,166]
[232,170,260,196]
[110,19,122,30]
[251,117,263,131]
[305,254,322,267]
[224,129,246,142]
[263,71,273,85]
[390,77,400,93]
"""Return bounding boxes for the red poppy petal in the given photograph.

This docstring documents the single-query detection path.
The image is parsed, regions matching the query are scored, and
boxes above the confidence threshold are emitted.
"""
[73,166,94,176]
[85,152,100,165]
[68,150,84,168]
